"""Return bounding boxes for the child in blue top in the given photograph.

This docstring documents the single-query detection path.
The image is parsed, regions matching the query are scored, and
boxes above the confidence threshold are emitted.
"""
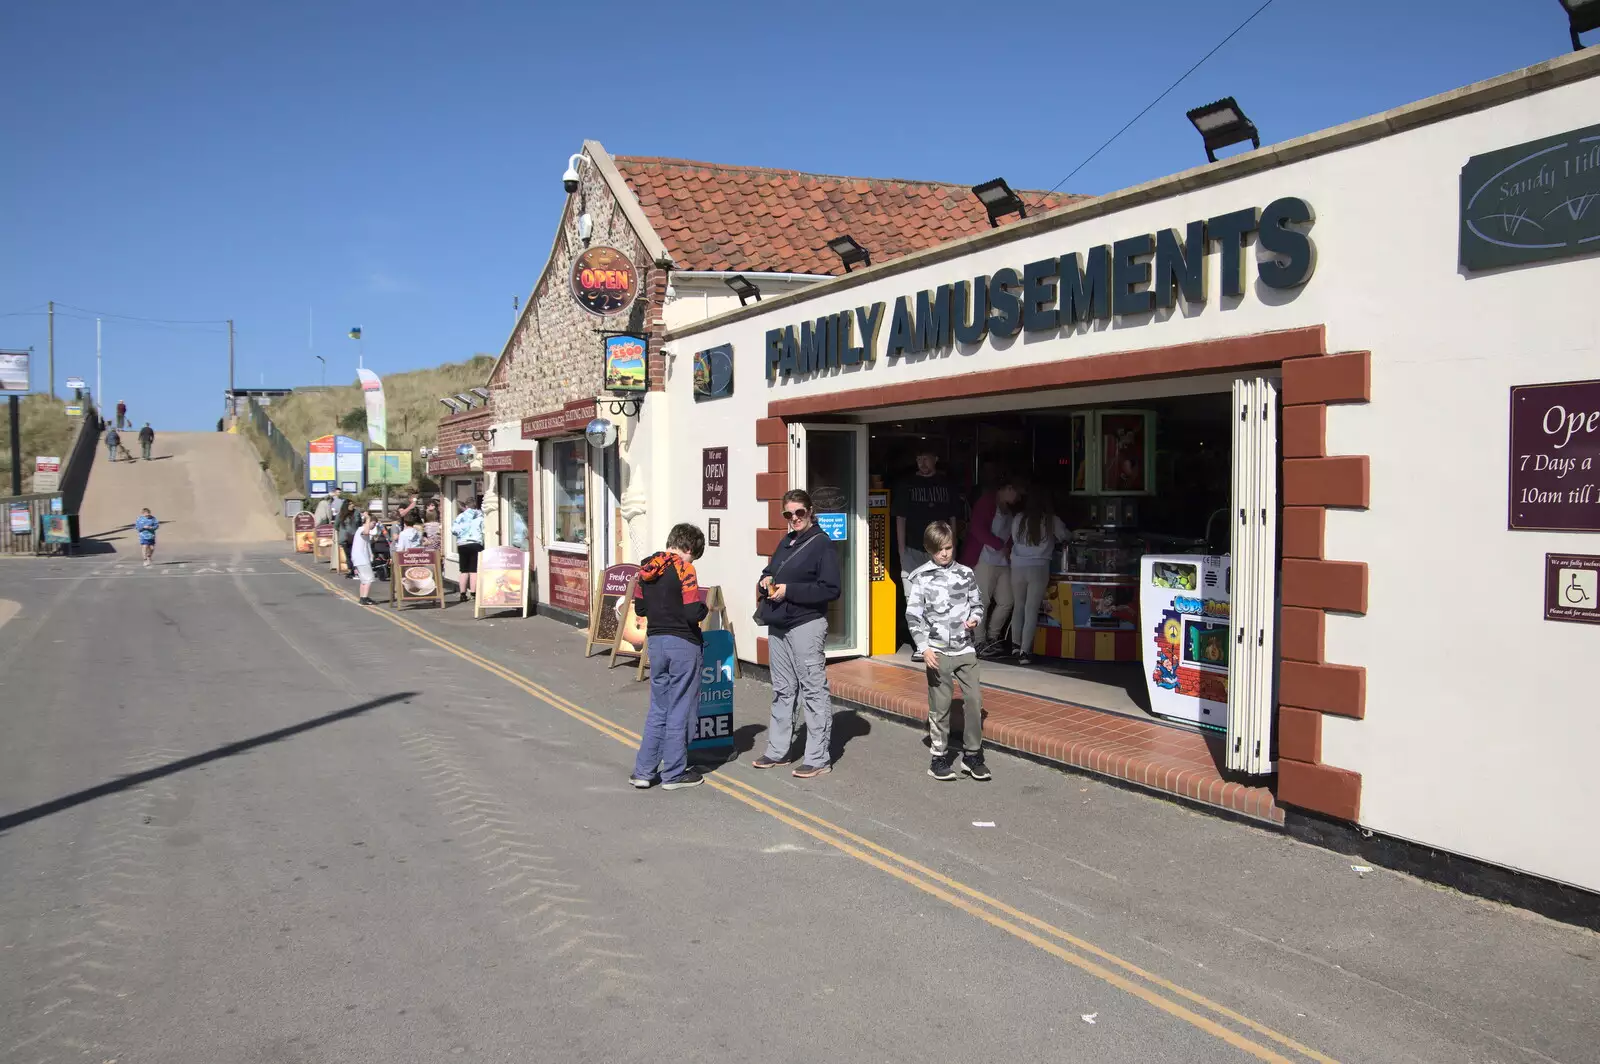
[135,508,159,567]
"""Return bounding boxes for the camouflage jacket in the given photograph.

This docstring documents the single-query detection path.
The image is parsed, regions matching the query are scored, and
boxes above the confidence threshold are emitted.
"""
[905,560,984,654]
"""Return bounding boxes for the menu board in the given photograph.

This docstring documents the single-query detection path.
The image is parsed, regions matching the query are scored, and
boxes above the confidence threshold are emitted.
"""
[475,546,529,617]
[314,523,335,563]
[548,549,589,614]
[393,548,445,610]
[293,511,316,553]
[586,563,639,655]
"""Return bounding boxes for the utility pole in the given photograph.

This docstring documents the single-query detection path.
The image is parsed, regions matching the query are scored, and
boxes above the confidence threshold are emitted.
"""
[228,319,235,424]
[95,318,102,417]
[8,394,21,496]
[47,301,54,398]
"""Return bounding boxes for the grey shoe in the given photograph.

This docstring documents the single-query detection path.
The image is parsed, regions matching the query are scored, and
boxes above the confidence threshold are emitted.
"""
[928,752,959,781]
[661,771,704,790]
[961,752,992,781]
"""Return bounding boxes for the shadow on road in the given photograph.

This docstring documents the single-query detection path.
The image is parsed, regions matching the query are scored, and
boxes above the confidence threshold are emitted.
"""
[0,691,417,835]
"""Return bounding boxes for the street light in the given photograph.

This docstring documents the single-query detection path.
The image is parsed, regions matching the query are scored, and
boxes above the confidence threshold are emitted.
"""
[826,235,871,273]
[971,178,1028,227]
[1186,97,1260,163]
[725,274,761,306]
[1560,0,1600,49]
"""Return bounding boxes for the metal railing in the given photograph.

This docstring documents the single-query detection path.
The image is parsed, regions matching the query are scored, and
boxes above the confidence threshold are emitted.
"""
[1,398,98,555]
[244,399,306,488]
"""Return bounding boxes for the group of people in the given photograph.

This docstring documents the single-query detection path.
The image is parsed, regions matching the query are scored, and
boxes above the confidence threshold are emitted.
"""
[897,447,1073,666]
[629,475,1006,791]
[311,488,487,606]
[103,421,156,462]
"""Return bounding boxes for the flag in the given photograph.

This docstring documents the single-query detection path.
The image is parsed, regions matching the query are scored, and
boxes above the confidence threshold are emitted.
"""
[357,368,387,449]
[348,327,362,340]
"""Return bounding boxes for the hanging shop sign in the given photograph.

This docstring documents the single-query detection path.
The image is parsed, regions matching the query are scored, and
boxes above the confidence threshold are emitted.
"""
[367,450,413,486]
[548,548,590,613]
[570,245,639,317]
[1508,378,1600,532]
[394,548,446,609]
[694,343,734,400]
[293,511,316,553]
[1461,122,1600,271]
[1545,553,1600,626]
[764,198,1316,382]
[481,449,533,473]
[475,546,530,617]
[586,562,640,656]
[702,447,728,510]
[521,400,598,439]
[604,335,648,393]
[427,454,474,476]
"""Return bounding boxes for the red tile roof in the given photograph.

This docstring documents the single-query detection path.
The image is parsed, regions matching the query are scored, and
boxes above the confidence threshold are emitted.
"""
[612,155,1088,276]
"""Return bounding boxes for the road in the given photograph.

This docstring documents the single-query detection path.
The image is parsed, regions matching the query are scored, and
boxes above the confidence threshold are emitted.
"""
[1,546,1597,1064]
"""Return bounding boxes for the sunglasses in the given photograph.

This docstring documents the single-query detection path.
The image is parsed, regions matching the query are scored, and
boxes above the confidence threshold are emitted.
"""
[782,508,809,520]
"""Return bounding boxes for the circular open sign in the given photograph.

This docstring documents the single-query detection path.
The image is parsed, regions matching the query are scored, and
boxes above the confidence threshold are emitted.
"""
[570,245,639,317]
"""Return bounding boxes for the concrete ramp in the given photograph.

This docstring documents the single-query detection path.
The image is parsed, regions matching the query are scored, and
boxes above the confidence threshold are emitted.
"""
[77,433,285,549]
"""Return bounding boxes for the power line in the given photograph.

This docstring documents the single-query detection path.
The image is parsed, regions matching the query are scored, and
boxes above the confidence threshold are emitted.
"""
[1047,0,1277,193]
[52,301,231,326]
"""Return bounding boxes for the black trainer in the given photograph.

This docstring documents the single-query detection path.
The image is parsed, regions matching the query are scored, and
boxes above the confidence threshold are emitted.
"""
[928,751,959,781]
[661,770,704,791]
[961,752,993,781]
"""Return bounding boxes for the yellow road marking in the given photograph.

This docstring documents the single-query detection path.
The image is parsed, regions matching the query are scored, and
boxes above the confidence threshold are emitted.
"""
[284,558,1337,1063]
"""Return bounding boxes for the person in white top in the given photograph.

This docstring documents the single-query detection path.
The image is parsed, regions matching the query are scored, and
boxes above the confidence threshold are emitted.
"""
[1008,489,1070,665]
[350,511,379,606]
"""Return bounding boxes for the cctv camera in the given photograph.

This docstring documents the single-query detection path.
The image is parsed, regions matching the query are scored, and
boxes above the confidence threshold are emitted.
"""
[562,152,584,194]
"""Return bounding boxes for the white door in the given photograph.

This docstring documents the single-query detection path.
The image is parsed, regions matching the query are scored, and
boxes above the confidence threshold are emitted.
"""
[1227,377,1279,776]
[789,423,870,658]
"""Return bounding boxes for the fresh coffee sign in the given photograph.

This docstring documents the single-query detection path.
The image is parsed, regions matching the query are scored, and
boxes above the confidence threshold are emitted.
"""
[1509,378,1600,532]
[1461,123,1600,271]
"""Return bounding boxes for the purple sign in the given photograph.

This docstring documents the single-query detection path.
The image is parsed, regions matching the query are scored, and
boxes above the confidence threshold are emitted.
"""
[1509,379,1600,532]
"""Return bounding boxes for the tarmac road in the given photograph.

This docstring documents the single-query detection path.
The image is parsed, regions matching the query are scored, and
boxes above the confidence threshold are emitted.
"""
[1,546,1596,1064]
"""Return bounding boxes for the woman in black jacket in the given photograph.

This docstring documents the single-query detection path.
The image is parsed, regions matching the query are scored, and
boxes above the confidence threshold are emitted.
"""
[752,489,841,778]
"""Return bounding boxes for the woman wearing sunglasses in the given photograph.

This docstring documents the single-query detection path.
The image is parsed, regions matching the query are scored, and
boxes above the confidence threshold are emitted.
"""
[752,489,841,778]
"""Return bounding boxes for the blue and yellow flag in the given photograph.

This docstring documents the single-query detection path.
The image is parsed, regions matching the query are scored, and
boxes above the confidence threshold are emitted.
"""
[348,327,362,340]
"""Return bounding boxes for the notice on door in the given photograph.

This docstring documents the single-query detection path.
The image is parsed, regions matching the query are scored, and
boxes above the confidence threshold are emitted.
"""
[1545,554,1600,626]
[1509,379,1600,532]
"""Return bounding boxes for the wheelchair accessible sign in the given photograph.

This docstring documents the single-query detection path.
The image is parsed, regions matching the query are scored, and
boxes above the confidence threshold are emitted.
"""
[692,629,736,752]
[1545,553,1600,626]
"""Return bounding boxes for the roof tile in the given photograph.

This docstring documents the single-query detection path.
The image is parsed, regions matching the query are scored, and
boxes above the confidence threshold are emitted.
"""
[611,155,1086,275]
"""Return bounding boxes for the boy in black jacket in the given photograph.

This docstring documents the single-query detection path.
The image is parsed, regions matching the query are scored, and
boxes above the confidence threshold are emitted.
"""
[630,523,709,790]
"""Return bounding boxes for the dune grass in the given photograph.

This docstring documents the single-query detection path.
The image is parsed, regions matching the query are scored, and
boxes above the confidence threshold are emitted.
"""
[0,394,84,496]
[248,354,495,498]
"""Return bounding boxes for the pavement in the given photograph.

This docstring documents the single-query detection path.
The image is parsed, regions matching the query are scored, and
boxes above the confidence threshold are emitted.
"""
[1,544,1597,1064]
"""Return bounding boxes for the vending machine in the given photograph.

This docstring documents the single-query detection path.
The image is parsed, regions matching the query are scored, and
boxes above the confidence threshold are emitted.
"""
[1140,554,1231,731]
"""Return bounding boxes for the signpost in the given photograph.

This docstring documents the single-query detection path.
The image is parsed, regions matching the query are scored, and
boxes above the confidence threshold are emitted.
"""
[293,511,316,553]
[475,546,530,618]
[393,548,446,610]
[586,562,640,656]
[33,456,61,494]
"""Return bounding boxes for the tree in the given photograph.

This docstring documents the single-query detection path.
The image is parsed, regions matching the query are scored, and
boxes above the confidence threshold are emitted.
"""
[339,407,367,434]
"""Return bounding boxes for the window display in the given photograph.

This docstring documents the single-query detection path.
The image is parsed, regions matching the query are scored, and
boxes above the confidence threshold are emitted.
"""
[501,473,530,550]
[548,438,587,547]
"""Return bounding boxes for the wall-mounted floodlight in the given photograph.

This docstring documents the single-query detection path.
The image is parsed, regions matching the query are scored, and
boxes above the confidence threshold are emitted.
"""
[971,178,1027,227]
[1560,0,1600,49]
[471,387,492,401]
[1185,97,1260,163]
[453,393,475,409]
[439,397,464,413]
[725,275,761,306]
[826,235,870,272]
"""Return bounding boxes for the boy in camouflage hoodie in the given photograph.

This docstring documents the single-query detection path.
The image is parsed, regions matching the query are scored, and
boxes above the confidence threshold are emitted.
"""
[905,521,991,781]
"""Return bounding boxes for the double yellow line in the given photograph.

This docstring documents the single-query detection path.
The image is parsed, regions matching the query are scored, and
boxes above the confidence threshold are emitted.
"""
[284,558,1337,1064]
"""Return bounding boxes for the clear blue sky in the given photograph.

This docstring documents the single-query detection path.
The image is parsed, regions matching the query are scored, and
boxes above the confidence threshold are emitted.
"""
[0,1,1580,430]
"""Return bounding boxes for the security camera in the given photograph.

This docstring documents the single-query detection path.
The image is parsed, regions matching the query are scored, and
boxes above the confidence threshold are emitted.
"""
[562,152,584,194]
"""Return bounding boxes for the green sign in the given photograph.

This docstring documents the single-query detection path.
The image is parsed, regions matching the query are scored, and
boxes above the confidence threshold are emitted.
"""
[366,450,413,485]
[1461,122,1600,271]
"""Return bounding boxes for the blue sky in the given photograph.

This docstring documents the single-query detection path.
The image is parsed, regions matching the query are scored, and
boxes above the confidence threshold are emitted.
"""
[0,1,1580,429]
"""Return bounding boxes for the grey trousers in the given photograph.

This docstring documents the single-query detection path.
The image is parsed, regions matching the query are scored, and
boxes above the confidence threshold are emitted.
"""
[764,617,832,767]
[927,651,984,755]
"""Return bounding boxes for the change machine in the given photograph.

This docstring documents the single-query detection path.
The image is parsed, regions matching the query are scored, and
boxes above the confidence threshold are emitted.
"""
[1140,554,1231,731]
[868,491,896,656]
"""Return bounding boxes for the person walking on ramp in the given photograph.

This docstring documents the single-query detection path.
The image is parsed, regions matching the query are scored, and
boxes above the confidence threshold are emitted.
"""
[905,520,991,781]
[135,508,160,567]
[137,422,155,460]
[630,523,710,791]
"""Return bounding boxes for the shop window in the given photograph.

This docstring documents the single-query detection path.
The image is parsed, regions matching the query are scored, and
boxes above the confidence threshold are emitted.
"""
[501,474,530,550]
[547,438,588,548]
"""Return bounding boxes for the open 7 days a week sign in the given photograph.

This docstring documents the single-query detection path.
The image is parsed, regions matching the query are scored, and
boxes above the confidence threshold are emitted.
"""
[393,549,446,610]
[1509,378,1600,532]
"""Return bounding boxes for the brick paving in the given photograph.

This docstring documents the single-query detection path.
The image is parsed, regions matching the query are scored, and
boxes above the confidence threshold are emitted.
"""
[827,658,1283,824]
